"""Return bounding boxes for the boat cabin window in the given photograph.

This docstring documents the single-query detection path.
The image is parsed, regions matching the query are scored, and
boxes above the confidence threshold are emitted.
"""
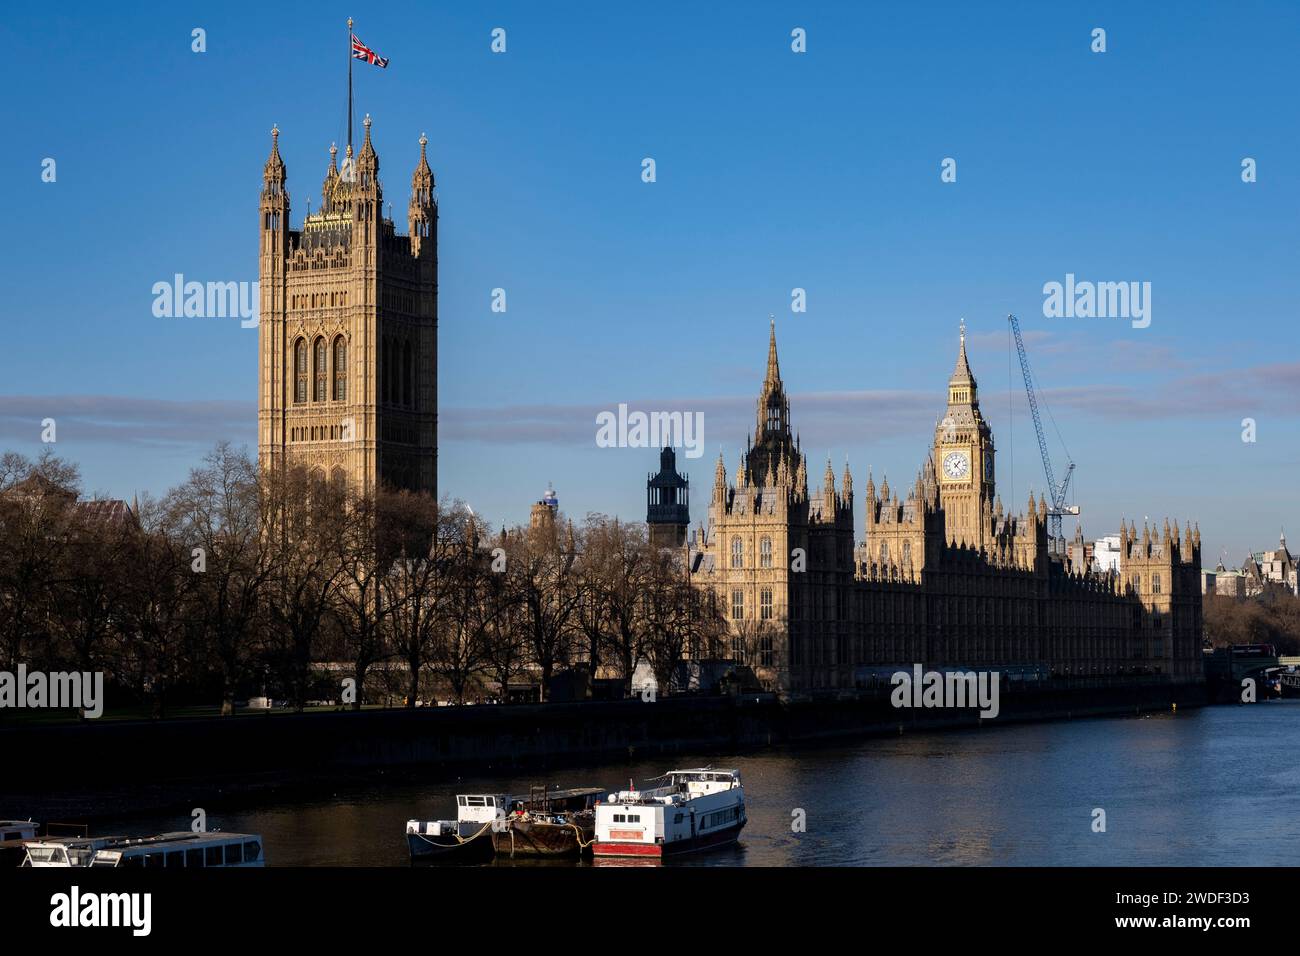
[205,845,222,866]
[26,847,66,865]
[244,840,262,861]
[460,796,494,807]
[187,848,204,867]
[145,852,165,868]
[167,851,185,868]
[226,842,243,865]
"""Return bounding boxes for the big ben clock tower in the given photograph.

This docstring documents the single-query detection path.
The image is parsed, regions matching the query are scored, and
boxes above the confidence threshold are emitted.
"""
[934,322,995,548]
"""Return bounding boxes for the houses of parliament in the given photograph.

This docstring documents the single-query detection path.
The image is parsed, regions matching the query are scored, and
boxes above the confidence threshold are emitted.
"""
[647,322,1204,695]
[251,119,1201,699]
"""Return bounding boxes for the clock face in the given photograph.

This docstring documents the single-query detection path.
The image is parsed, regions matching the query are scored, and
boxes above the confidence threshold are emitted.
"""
[943,451,970,480]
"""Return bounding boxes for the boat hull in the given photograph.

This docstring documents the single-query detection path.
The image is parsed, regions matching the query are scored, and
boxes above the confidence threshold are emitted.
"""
[406,828,495,864]
[494,817,595,858]
[593,819,745,858]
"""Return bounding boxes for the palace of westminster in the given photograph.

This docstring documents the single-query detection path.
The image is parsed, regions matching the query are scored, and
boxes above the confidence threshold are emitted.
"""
[255,119,1203,696]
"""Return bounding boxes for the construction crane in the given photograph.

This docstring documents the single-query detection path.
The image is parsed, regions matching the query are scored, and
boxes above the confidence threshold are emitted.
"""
[1007,313,1078,543]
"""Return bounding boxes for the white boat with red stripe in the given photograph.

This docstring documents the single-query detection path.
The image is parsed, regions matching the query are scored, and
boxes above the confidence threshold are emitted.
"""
[593,768,745,858]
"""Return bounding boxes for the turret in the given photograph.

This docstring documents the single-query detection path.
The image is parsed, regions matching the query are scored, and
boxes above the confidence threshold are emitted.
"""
[260,125,289,257]
[408,132,436,256]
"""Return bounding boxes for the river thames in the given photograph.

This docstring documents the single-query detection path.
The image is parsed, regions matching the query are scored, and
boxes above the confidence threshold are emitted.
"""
[94,700,1300,866]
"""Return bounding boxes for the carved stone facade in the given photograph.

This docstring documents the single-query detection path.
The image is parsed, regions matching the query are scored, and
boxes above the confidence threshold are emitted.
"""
[257,117,437,495]
[683,322,1203,696]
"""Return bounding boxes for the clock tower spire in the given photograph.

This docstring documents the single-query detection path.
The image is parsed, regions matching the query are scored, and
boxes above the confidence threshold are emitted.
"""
[934,320,995,549]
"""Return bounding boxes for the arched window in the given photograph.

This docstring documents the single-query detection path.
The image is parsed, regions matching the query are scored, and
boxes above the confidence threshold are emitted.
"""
[403,340,412,406]
[760,536,772,568]
[330,465,346,486]
[880,541,890,564]
[902,540,912,566]
[731,536,743,569]
[314,337,327,402]
[1153,573,1162,594]
[294,339,307,404]
[333,336,347,402]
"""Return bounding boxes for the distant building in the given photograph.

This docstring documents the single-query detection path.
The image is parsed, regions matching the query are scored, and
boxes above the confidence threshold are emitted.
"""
[1092,533,1122,574]
[647,447,690,549]
[1206,563,1247,598]
[1241,532,1297,596]
[530,483,559,535]
[0,475,137,530]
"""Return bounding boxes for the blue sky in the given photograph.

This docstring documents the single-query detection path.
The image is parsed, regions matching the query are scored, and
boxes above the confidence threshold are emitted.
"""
[3,1,1297,565]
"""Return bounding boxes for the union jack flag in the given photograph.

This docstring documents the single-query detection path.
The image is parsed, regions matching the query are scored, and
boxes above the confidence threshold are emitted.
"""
[351,34,389,68]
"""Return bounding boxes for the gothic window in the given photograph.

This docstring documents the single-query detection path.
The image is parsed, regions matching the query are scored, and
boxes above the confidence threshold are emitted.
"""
[760,536,772,568]
[294,339,307,404]
[731,536,743,569]
[333,336,347,402]
[731,588,744,621]
[403,340,413,406]
[880,541,889,564]
[902,540,912,566]
[314,337,327,402]
[330,465,346,486]
[759,632,773,668]
[760,588,773,621]
[1153,573,1162,594]
[730,630,746,663]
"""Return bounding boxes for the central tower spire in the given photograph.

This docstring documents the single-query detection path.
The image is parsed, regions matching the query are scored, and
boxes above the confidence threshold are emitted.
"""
[747,316,799,487]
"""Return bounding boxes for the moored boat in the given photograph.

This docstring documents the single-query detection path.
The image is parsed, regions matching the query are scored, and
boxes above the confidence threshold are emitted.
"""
[593,768,746,858]
[20,831,264,868]
[405,793,501,863]
[0,821,39,868]
[493,786,603,858]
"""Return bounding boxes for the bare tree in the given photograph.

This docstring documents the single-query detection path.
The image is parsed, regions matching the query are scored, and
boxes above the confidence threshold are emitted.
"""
[169,442,276,716]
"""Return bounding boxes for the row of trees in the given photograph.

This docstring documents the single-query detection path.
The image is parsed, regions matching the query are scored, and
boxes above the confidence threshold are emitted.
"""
[0,444,728,718]
[1204,586,1300,656]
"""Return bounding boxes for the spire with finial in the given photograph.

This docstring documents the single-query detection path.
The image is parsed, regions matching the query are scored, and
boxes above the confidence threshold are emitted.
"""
[712,451,727,502]
[408,132,435,252]
[263,124,286,191]
[356,113,379,185]
[765,316,780,387]
[947,318,978,406]
[842,458,853,502]
[321,142,340,210]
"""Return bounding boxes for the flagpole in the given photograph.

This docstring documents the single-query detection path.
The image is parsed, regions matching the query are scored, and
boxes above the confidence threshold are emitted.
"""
[347,17,354,152]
